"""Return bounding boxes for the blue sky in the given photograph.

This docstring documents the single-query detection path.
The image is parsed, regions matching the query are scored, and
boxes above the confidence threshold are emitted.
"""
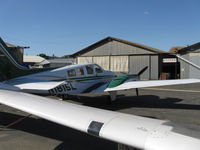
[0,0,199,56]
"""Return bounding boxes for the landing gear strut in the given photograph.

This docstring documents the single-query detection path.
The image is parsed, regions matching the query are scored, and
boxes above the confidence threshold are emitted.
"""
[107,91,117,104]
[61,94,69,100]
[136,88,139,96]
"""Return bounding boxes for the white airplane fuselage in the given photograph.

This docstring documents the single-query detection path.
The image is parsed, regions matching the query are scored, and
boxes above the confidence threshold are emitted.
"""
[5,63,117,95]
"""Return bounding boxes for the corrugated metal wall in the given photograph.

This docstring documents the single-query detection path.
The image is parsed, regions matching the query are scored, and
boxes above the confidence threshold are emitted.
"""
[129,56,149,80]
[179,54,190,79]
[81,41,154,56]
[150,55,159,79]
[77,40,159,80]
[189,53,200,78]
[93,56,110,70]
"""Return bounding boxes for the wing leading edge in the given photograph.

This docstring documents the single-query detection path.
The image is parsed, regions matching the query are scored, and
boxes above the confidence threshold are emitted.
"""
[105,79,200,92]
[0,89,200,150]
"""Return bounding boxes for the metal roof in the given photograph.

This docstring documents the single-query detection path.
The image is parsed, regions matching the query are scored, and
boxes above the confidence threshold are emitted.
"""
[174,42,200,54]
[72,37,166,57]
[5,42,30,49]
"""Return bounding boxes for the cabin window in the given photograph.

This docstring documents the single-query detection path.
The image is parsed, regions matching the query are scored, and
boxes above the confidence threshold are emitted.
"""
[94,65,103,73]
[86,65,94,74]
[76,67,84,76]
[67,69,76,77]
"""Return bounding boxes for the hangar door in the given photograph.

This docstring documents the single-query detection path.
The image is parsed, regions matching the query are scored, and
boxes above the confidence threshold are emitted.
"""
[77,56,110,70]
[129,55,159,80]
[129,56,149,80]
[77,57,93,64]
[93,56,110,70]
[110,56,128,72]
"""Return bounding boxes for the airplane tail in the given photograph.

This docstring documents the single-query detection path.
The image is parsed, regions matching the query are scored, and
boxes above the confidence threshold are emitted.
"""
[0,37,50,81]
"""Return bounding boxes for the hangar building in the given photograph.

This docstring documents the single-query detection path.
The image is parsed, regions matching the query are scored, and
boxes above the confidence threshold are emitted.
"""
[72,37,173,80]
[175,42,200,79]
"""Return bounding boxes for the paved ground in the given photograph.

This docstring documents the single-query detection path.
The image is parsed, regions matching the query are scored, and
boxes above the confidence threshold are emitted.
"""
[0,83,200,150]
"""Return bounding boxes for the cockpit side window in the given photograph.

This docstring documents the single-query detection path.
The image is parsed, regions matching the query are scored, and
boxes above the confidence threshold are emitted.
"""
[93,65,103,73]
[86,65,94,74]
[76,67,84,76]
[67,69,76,77]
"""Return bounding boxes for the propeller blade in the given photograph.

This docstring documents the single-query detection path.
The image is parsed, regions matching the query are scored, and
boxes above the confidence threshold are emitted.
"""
[137,66,148,76]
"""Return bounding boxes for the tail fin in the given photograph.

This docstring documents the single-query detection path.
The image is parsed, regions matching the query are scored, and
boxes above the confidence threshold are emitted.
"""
[0,37,50,81]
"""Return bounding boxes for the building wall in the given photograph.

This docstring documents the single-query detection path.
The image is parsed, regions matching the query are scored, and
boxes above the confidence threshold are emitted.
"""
[179,54,190,79]
[81,41,155,56]
[77,55,159,80]
[129,55,149,79]
[150,55,159,79]
[179,51,200,79]
[189,53,200,78]
[76,40,160,80]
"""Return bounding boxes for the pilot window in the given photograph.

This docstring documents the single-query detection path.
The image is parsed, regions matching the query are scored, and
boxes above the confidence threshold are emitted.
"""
[67,69,76,77]
[94,65,103,73]
[86,65,94,74]
[76,67,84,76]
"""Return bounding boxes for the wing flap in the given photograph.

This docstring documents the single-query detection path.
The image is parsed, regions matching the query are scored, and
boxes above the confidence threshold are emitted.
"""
[105,79,200,92]
[0,89,200,149]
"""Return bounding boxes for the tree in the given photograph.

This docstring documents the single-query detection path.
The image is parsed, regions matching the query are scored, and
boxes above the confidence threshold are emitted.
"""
[38,53,49,59]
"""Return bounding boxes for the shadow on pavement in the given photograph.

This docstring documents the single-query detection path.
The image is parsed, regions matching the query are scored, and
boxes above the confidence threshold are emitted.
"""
[66,94,200,111]
[0,111,117,150]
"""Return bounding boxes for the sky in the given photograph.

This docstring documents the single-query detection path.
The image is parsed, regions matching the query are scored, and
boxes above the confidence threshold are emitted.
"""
[0,0,200,56]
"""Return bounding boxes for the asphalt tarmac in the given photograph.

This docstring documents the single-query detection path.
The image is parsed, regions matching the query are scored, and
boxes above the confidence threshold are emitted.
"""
[0,83,200,150]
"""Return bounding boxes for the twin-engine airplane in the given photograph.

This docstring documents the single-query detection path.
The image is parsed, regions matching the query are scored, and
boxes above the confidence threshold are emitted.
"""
[1,37,200,150]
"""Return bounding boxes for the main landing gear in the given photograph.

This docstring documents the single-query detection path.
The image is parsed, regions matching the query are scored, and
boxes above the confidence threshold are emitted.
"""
[107,91,117,104]
[136,88,139,96]
[61,94,69,100]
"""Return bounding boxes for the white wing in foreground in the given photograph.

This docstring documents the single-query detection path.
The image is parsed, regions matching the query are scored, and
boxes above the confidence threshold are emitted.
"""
[105,79,200,92]
[0,89,200,150]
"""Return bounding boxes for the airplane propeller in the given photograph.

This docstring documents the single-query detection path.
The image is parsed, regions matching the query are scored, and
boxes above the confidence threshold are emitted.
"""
[136,66,148,96]
[137,66,148,76]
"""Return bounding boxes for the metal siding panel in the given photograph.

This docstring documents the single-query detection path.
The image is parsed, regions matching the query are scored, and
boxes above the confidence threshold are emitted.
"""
[129,56,149,80]
[111,41,154,55]
[189,55,200,78]
[110,56,128,72]
[81,42,112,56]
[150,55,159,79]
[179,54,190,79]
[77,57,93,64]
[81,41,155,56]
[93,56,110,70]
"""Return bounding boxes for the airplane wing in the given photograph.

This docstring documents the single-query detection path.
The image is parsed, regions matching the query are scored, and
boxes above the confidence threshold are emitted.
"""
[105,79,200,92]
[4,79,65,93]
[0,86,200,150]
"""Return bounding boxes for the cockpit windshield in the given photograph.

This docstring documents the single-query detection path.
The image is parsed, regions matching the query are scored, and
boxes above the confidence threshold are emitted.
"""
[93,65,103,73]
